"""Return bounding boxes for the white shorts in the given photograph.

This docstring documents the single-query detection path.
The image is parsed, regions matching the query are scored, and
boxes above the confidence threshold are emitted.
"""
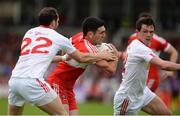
[113,87,156,115]
[8,77,57,106]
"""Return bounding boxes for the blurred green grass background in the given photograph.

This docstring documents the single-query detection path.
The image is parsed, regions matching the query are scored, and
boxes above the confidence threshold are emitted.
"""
[1,98,180,115]
[0,98,113,115]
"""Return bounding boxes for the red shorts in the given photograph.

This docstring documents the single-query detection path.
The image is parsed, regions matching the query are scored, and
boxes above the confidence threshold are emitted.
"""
[47,78,78,110]
[147,77,159,92]
[147,65,160,92]
[147,72,160,92]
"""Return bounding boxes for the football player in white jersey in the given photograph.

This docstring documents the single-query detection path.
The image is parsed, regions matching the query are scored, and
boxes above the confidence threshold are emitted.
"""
[8,7,116,115]
[114,17,180,115]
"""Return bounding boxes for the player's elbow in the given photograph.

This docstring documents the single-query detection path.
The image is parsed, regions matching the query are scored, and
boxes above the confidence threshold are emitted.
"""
[170,46,178,61]
[104,70,114,76]
[110,68,117,74]
[174,49,178,59]
[105,67,116,75]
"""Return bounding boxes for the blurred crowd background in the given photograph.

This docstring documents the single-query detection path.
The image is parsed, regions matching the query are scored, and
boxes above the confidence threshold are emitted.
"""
[0,0,180,111]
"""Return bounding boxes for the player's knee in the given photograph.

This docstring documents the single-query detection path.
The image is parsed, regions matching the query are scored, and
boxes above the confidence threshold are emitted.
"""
[159,108,172,115]
[165,109,172,115]
[56,111,69,116]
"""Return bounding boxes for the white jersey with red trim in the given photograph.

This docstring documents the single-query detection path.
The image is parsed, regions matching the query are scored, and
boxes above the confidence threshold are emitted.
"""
[12,26,76,79]
[117,39,157,102]
[128,33,171,91]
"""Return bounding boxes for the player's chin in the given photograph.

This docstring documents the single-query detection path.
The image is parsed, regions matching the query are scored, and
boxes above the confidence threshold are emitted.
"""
[97,42,102,45]
[146,37,152,40]
[146,39,151,43]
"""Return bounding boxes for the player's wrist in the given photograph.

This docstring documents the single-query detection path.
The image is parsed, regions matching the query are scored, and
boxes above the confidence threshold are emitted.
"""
[61,54,69,61]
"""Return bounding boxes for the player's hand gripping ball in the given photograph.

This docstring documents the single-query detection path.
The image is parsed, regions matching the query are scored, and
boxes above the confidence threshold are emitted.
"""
[96,43,113,52]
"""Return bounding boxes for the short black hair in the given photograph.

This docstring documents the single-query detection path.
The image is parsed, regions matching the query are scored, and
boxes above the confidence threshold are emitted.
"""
[38,7,58,26]
[138,12,152,18]
[82,17,105,35]
[136,17,155,31]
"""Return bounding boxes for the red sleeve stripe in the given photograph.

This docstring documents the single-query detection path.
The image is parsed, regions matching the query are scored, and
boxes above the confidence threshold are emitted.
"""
[120,99,129,115]
[84,40,98,53]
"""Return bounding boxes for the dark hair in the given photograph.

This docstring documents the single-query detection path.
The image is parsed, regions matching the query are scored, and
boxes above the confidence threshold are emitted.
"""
[138,12,152,18]
[136,17,155,31]
[38,7,58,26]
[82,17,105,35]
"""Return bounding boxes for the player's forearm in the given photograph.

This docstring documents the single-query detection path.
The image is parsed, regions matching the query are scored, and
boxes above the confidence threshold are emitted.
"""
[151,57,180,71]
[69,50,100,62]
[69,50,116,63]
[78,52,104,63]
[160,61,180,71]
[78,52,116,63]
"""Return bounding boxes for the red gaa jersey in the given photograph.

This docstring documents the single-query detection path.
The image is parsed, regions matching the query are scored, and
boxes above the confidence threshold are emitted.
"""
[47,32,98,89]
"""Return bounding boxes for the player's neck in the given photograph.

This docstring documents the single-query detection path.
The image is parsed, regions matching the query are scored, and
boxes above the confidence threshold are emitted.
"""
[39,25,51,29]
[138,38,149,46]
[85,36,94,44]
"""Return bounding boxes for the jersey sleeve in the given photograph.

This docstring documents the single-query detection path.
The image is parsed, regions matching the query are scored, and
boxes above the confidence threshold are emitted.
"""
[143,51,156,63]
[58,36,76,54]
[132,41,157,63]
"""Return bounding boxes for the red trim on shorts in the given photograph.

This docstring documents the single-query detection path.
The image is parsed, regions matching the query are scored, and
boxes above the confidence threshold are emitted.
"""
[120,99,129,115]
[36,79,50,93]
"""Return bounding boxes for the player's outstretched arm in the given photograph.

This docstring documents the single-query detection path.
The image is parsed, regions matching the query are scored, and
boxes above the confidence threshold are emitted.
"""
[68,50,116,63]
[161,45,178,79]
[150,57,180,71]
[154,45,178,79]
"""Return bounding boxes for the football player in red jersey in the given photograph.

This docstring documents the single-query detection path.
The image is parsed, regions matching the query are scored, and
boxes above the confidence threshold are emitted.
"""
[47,17,120,115]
